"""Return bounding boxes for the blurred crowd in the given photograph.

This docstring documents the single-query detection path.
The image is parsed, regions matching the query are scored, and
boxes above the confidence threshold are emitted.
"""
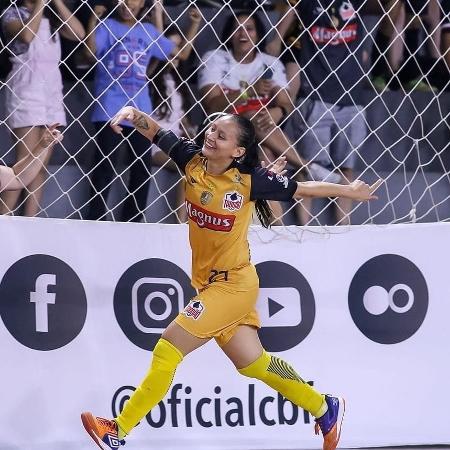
[0,0,449,224]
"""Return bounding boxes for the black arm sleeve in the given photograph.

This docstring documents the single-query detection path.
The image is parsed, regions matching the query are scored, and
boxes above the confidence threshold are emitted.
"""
[250,167,297,201]
[153,129,200,173]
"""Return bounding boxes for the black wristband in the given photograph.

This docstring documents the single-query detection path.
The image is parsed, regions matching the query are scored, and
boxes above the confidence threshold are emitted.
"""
[153,128,166,145]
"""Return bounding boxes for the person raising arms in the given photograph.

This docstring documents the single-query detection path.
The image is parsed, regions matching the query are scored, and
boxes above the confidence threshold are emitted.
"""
[81,106,382,450]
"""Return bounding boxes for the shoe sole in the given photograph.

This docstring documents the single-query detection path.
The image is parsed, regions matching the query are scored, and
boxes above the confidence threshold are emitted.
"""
[335,397,346,449]
[81,412,108,450]
[322,397,346,450]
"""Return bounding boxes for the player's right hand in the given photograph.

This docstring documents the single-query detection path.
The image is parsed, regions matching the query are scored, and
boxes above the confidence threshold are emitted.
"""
[110,106,136,133]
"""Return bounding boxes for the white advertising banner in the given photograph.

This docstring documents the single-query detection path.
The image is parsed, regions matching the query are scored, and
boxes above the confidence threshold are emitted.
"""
[0,216,449,450]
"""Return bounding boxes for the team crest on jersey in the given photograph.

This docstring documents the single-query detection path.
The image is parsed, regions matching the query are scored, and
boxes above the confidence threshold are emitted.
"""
[223,191,243,212]
[200,191,213,205]
[183,300,205,320]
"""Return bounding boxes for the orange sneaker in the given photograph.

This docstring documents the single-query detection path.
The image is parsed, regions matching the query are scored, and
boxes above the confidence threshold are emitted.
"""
[81,412,125,450]
[314,395,346,450]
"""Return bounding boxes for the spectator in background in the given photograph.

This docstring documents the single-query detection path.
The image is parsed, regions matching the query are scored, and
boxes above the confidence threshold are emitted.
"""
[267,0,367,225]
[266,2,301,101]
[0,0,85,216]
[83,0,175,222]
[442,0,450,72]
[198,11,339,223]
[150,6,202,223]
[370,0,440,92]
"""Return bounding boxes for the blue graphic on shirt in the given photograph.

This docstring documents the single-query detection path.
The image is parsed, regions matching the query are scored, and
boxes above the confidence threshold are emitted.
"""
[92,18,174,122]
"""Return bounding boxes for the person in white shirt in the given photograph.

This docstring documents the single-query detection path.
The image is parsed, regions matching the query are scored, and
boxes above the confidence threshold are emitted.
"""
[198,11,340,223]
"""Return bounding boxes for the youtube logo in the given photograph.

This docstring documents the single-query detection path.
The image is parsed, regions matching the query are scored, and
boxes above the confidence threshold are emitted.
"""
[258,288,302,328]
[256,261,315,352]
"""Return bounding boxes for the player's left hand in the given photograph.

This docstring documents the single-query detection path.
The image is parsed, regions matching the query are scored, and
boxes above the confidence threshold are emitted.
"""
[349,179,383,201]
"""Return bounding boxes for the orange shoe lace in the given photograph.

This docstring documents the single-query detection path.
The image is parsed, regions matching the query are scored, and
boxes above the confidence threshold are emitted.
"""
[96,417,117,436]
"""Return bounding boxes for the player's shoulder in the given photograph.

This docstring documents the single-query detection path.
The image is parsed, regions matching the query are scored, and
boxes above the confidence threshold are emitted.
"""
[185,152,203,172]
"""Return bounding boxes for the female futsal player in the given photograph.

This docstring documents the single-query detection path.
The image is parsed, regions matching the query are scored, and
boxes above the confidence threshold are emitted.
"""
[81,107,382,450]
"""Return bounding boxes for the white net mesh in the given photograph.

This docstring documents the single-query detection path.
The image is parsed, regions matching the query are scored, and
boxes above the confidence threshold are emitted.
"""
[0,0,449,226]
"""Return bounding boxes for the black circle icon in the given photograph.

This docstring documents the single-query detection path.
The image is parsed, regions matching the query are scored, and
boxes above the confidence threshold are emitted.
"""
[0,254,87,350]
[256,261,315,352]
[114,258,195,351]
[348,254,428,344]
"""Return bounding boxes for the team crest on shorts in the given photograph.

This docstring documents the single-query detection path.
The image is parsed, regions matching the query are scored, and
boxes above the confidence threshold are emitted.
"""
[183,300,205,320]
[200,191,213,205]
[222,191,243,212]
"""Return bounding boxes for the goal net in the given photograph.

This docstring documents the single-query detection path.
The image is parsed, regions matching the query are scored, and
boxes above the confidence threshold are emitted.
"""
[0,0,448,226]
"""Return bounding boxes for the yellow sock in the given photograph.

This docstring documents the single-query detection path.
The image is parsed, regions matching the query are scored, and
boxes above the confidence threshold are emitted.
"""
[115,339,183,434]
[238,351,327,418]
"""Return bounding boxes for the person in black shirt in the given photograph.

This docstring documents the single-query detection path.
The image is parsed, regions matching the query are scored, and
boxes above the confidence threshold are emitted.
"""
[267,0,368,225]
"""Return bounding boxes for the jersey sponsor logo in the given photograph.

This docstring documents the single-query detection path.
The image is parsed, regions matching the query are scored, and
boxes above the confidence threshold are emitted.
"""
[222,191,244,212]
[276,174,289,188]
[266,171,289,188]
[186,200,235,232]
[310,23,358,45]
[182,300,205,320]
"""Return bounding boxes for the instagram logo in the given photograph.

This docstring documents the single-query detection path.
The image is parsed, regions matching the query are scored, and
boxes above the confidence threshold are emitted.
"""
[131,277,184,333]
[114,259,195,351]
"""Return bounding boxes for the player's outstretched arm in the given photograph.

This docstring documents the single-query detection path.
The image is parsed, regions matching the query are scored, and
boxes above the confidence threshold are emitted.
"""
[293,179,383,202]
[110,106,161,141]
[0,124,62,192]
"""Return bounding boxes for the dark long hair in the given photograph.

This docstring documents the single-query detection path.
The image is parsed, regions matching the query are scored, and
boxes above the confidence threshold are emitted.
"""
[230,114,274,228]
[150,26,189,121]
[221,11,266,52]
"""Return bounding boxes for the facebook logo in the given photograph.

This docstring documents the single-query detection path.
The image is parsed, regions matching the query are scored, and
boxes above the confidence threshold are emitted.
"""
[30,274,57,333]
[0,255,87,351]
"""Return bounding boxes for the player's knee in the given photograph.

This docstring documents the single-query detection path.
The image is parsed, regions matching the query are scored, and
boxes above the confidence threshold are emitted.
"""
[237,351,271,380]
[148,338,183,374]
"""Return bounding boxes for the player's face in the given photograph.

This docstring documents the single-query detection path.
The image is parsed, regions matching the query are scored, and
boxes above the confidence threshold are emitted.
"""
[202,117,244,162]
[231,16,258,54]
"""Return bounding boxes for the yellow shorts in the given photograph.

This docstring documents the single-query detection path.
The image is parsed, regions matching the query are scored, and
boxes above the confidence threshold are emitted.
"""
[175,264,260,346]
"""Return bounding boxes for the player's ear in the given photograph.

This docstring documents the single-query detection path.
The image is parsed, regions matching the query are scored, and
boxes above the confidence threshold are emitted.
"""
[233,146,246,159]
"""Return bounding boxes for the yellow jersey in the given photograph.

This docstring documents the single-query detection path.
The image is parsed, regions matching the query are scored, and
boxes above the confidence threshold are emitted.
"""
[154,129,297,288]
